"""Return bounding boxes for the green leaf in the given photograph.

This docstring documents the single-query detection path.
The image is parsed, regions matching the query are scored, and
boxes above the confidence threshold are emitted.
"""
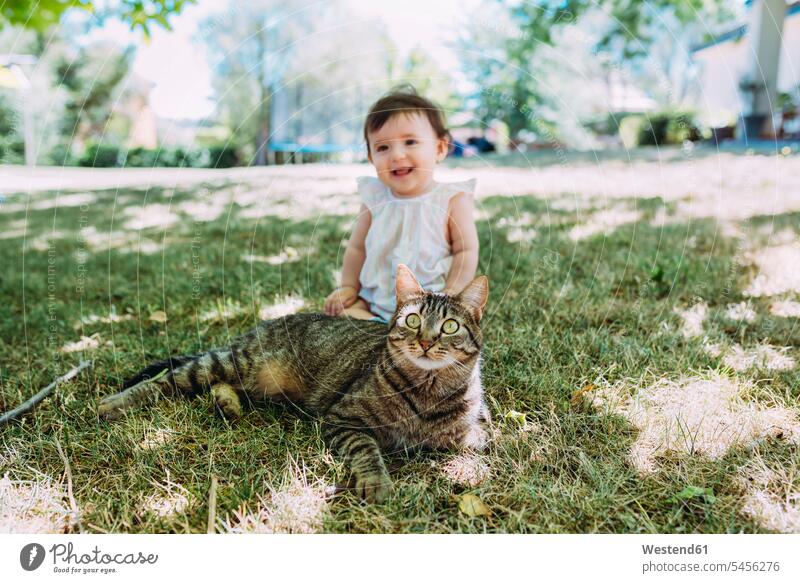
[458,494,490,517]
[504,410,527,426]
[668,486,717,504]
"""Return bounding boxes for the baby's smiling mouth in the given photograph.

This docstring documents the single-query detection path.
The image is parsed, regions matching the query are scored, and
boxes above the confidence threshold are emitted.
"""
[391,167,414,177]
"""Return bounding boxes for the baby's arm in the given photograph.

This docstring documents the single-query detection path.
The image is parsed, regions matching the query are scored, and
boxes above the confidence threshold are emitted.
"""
[444,193,479,295]
[340,203,371,289]
[324,204,371,316]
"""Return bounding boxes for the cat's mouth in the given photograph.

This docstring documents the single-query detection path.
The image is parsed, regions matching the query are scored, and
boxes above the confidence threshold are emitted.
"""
[405,346,455,370]
[411,353,455,370]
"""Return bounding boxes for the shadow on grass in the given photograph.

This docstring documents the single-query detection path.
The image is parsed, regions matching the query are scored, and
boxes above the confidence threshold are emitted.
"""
[1,185,798,533]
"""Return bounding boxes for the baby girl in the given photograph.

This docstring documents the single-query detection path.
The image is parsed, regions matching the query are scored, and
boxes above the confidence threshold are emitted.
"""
[324,86,479,321]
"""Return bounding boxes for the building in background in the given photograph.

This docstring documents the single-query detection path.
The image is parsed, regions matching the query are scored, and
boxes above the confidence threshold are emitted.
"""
[691,0,799,139]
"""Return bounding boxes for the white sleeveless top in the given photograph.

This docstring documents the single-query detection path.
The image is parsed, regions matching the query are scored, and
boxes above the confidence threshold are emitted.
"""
[356,175,477,321]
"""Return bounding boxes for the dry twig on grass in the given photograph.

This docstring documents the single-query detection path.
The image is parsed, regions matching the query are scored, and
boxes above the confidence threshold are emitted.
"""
[0,360,92,428]
[207,475,218,534]
[54,436,83,533]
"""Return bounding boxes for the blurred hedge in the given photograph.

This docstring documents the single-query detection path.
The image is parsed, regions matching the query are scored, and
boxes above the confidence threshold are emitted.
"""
[618,110,702,147]
[71,143,242,168]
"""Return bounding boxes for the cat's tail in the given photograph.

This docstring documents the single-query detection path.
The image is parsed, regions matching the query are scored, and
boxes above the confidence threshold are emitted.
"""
[100,349,241,420]
[121,354,202,389]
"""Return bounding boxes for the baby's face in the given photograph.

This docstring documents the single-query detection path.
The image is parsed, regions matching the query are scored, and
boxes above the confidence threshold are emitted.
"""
[367,112,448,197]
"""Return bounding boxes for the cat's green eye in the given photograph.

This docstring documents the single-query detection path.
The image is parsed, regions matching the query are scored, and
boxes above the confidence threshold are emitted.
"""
[442,319,459,334]
[405,313,421,329]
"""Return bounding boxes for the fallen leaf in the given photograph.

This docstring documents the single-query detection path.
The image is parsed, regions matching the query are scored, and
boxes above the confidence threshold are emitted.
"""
[504,410,527,426]
[149,310,168,323]
[458,493,490,517]
[570,384,595,405]
[668,485,717,504]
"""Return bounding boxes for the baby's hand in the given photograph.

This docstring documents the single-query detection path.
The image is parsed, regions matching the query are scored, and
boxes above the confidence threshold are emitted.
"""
[324,286,359,316]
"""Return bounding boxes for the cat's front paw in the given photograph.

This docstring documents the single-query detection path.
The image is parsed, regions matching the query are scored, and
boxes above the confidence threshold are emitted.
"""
[354,471,392,503]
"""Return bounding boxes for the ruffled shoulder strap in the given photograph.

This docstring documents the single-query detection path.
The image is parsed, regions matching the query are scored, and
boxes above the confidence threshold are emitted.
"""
[433,178,477,208]
[356,176,387,211]
[439,178,476,197]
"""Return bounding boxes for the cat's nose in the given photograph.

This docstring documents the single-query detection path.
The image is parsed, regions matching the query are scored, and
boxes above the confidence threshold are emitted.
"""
[419,340,431,352]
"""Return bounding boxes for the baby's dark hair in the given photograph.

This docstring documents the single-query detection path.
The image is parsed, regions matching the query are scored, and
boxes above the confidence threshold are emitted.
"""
[363,85,452,155]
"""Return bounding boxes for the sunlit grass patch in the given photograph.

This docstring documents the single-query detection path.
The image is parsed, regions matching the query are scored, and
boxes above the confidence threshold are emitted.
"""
[78,225,163,255]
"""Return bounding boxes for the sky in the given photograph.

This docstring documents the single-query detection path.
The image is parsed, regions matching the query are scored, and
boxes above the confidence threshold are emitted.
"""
[77,0,483,121]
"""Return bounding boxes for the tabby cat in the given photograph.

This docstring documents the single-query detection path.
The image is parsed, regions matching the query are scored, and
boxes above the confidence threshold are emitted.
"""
[99,265,490,502]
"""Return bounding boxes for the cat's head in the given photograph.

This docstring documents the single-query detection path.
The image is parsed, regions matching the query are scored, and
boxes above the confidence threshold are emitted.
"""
[387,264,488,371]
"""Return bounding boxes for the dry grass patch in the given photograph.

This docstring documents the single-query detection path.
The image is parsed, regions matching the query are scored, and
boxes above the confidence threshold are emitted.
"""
[704,342,797,372]
[73,311,134,330]
[138,427,178,451]
[121,203,180,231]
[59,334,105,353]
[739,455,800,533]
[724,302,757,323]
[744,243,800,297]
[674,302,708,339]
[591,374,800,474]
[0,473,76,533]
[568,205,642,241]
[176,200,226,222]
[219,462,330,534]
[242,245,304,266]
[770,300,800,318]
[139,476,193,518]
[78,225,162,255]
[259,295,306,319]
[441,453,490,487]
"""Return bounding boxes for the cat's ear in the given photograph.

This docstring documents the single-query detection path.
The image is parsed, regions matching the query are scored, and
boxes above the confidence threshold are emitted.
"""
[396,264,424,303]
[456,276,489,322]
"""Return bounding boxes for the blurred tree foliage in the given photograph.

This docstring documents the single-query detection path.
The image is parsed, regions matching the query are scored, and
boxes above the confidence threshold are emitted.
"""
[0,0,193,37]
[467,0,736,142]
[53,43,133,148]
[0,92,24,163]
[200,1,395,164]
[199,0,314,166]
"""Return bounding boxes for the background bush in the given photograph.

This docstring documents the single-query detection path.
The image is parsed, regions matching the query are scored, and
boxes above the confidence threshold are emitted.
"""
[637,110,702,146]
[78,143,122,167]
[69,143,243,168]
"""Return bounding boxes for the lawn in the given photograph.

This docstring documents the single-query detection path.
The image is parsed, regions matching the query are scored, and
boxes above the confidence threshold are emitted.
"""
[1,148,799,533]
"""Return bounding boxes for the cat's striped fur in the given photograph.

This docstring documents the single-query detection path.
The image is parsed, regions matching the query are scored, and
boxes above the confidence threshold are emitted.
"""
[99,265,489,502]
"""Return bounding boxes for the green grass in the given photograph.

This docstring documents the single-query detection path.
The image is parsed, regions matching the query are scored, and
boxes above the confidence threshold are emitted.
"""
[1,176,798,533]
